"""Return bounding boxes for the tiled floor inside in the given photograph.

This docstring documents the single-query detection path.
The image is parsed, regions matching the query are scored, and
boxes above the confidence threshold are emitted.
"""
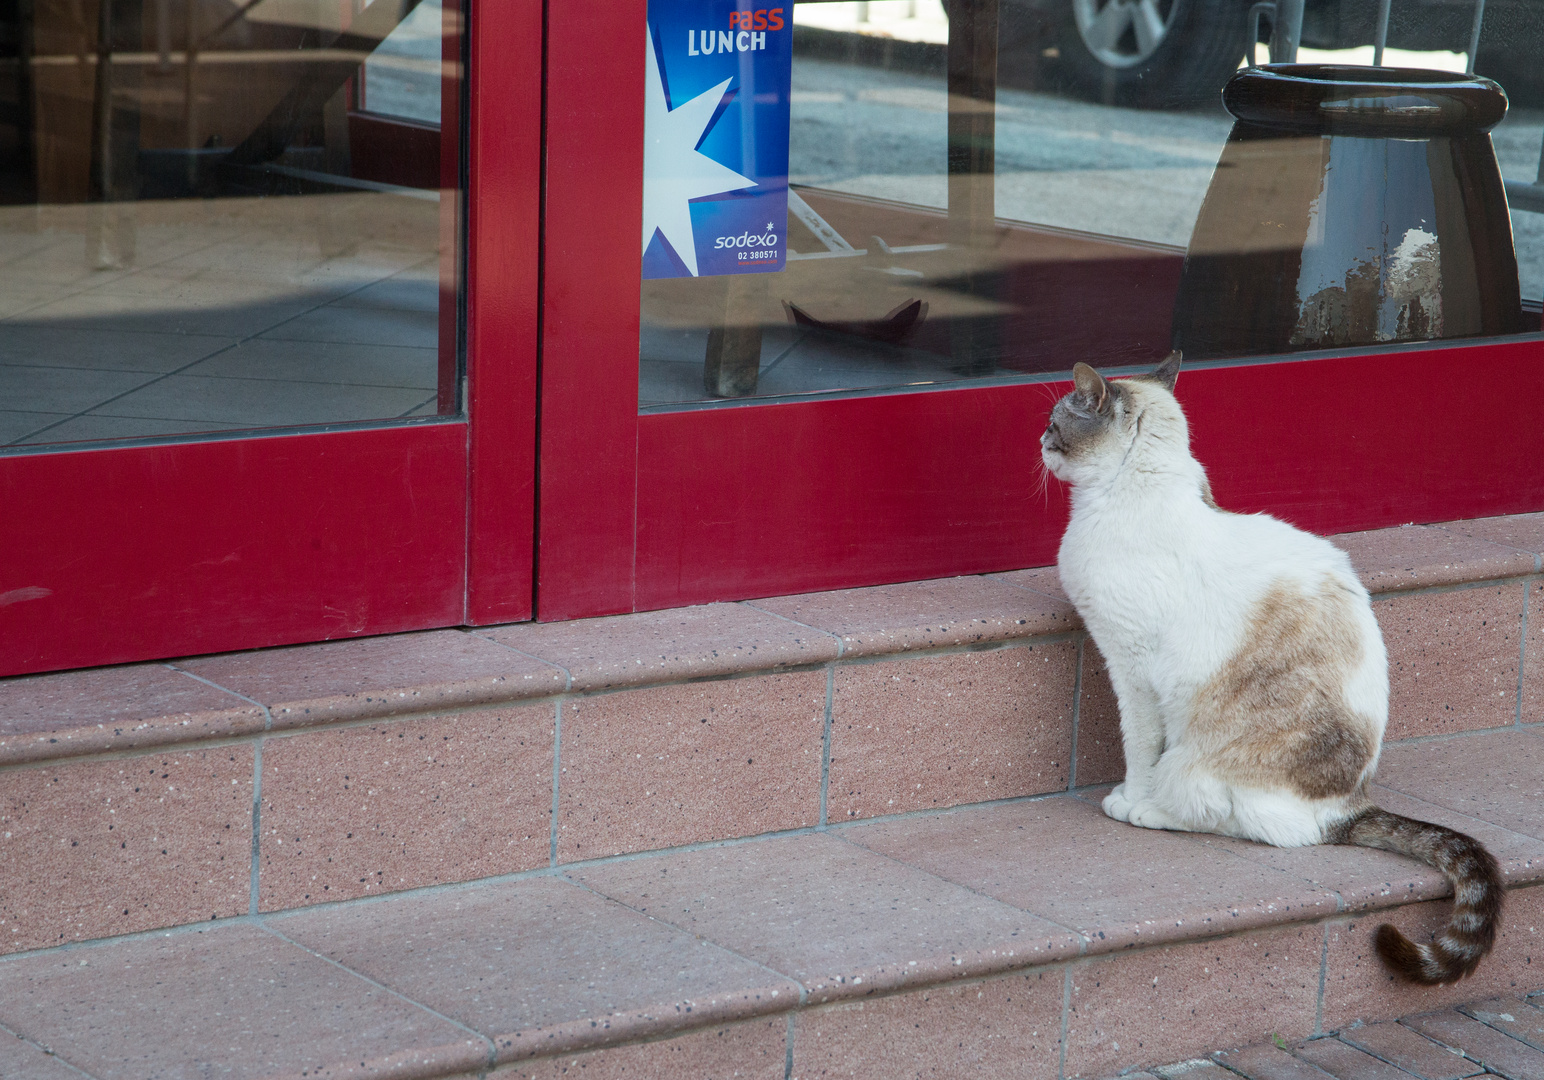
[0,195,443,447]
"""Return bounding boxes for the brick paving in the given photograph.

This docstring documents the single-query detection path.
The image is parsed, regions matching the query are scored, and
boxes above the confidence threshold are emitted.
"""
[1136,994,1544,1080]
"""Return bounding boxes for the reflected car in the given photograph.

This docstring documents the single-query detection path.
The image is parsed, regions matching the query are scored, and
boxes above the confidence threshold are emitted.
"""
[989,0,1543,107]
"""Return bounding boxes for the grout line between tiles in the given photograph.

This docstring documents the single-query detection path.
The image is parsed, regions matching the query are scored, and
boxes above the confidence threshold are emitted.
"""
[1366,783,1544,868]
[6,271,398,447]
[833,631,1085,668]
[1211,1055,1252,1078]
[562,876,809,1007]
[256,921,499,1070]
[784,1012,796,1080]
[1069,635,1085,790]
[1316,923,1329,1035]
[550,700,563,866]
[0,912,273,963]
[825,828,1091,956]
[1166,830,1354,921]
[461,629,573,691]
[0,686,572,775]
[1459,999,1544,1045]
[507,655,839,700]
[990,577,1071,608]
[1337,1026,1428,1071]
[1518,578,1531,728]
[740,601,847,659]
[1059,962,1073,1080]
[1366,572,1542,603]
[0,1017,105,1080]
[167,662,275,730]
[825,786,1081,831]
[396,394,440,418]
[250,739,264,916]
[819,665,833,828]
[1381,722,1536,751]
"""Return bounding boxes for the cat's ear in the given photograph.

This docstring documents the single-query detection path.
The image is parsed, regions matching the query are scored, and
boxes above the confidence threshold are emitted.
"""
[1072,363,1110,413]
[1149,350,1183,393]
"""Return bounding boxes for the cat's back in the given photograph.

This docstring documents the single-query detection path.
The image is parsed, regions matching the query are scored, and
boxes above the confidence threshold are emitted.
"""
[1061,488,1356,599]
[1215,508,1362,590]
[1061,500,1372,676]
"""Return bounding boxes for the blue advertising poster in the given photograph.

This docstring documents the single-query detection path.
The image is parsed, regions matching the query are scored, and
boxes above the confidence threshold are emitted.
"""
[642,1,793,279]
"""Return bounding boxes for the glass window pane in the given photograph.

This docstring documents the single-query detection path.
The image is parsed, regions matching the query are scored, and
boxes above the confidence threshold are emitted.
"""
[639,0,1543,412]
[1,0,462,448]
[360,0,442,124]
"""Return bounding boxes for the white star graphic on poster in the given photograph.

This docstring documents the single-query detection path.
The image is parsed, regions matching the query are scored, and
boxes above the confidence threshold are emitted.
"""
[642,32,756,277]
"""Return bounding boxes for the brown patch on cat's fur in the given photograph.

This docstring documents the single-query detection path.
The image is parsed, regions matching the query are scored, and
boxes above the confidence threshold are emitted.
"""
[1190,577,1377,801]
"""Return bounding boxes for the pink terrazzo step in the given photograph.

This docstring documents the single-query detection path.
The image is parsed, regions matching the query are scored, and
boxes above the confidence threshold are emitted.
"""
[0,514,1540,962]
[4,514,1537,767]
[0,789,1541,1079]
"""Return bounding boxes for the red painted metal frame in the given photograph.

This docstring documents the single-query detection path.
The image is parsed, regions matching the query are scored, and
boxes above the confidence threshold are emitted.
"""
[1181,341,1544,531]
[0,425,468,676]
[537,0,1544,619]
[438,0,465,416]
[0,0,543,676]
[536,0,647,619]
[464,0,543,625]
[634,339,1544,611]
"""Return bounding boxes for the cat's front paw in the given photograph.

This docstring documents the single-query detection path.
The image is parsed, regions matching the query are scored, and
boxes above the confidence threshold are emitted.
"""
[1102,786,1137,822]
[1126,801,1182,831]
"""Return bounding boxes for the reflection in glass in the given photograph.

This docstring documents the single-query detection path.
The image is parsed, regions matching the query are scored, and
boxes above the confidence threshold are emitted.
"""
[0,0,461,448]
[640,0,1544,411]
[1173,66,1521,360]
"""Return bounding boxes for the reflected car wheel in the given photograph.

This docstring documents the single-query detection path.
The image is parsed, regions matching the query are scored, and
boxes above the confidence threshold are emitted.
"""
[1044,0,1250,107]
[1074,0,1180,68]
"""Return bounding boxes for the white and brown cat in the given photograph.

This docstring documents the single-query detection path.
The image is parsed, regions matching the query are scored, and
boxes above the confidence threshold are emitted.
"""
[1041,352,1501,984]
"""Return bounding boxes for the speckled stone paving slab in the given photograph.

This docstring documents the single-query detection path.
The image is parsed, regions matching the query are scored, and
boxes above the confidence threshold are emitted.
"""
[0,513,1540,1079]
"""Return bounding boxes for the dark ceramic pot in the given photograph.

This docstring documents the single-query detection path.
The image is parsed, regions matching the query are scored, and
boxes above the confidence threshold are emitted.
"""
[1171,65,1522,360]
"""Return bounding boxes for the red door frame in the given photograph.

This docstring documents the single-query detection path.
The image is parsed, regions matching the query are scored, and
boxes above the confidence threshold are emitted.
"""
[465,0,543,626]
[8,0,1543,673]
[535,0,1544,621]
[0,0,543,677]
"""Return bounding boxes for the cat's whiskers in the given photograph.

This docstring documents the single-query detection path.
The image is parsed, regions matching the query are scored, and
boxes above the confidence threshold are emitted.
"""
[1033,458,1052,507]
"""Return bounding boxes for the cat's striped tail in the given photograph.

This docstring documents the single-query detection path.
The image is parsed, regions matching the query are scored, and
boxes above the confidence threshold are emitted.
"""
[1327,806,1503,984]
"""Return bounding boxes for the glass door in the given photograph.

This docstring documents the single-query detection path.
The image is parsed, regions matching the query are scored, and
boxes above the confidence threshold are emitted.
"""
[0,0,542,674]
[536,0,1544,620]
